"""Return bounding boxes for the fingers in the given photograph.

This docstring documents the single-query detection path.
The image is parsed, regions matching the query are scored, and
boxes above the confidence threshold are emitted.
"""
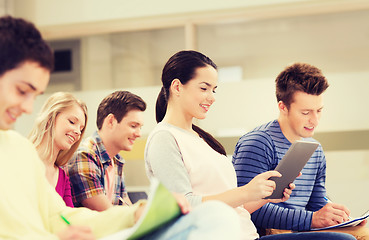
[71,225,92,232]
[257,172,278,189]
[329,214,346,225]
[57,225,95,240]
[283,187,292,197]
[258,170,282,180]
[268,184,293,203]
[288,182,296,190]
[178,200,191,214]
[260,171,280,192]
[134,202,146,223]
[334,203,350,218]
[329,203,350,222]
[256,171,281,190]
[172,192,191,214]
[258,172,278,196]
[312,203,351,228]
[359,219,367,226]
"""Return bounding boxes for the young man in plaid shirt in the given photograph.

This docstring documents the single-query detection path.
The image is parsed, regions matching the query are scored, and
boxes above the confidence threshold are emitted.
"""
[66,90,145,210]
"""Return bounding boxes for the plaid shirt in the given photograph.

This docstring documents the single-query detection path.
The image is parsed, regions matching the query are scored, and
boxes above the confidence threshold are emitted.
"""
[65,131,126,207]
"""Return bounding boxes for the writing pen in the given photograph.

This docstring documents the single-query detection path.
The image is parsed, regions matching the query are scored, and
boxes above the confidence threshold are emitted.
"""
[117,194,131,206]
[323,196,332,203]
[60,214,71,225]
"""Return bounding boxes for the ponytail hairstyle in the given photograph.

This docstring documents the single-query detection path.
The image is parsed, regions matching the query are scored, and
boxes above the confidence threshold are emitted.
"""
[156,50,226,155]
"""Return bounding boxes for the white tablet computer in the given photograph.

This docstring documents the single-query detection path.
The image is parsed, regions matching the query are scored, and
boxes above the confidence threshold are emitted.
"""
[265,140,319,199]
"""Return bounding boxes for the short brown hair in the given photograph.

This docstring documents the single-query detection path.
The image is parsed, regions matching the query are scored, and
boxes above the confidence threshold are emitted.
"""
[96,91,146,130]
[0,15,53,76]
[275,63,329,108]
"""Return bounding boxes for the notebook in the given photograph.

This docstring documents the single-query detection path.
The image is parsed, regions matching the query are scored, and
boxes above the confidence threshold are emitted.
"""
[311,209,369,230]
[100,178,181,240]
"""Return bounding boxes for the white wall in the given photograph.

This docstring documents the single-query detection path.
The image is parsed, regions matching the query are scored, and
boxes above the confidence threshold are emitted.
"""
[14,0,301,26]
[0,1,5,14]
[0,0,9,15]
[14,71,369,138]
[325,150,369,217]
[204,72,369,137]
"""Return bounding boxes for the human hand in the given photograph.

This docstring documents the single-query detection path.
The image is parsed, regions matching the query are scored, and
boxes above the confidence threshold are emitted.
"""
[121,192,132,206]
[267,172,300,203]
[134,202,147,223]
[242,171,281,202]
[359,219,367,226]
[133,193,191,223]
[311,202,350,228]
[57,225,95,240]
[172,192,192,214]
[268,182,295,203]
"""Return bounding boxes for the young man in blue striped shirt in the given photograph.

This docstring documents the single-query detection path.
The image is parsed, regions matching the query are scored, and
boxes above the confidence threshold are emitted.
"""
[232,63,362,235]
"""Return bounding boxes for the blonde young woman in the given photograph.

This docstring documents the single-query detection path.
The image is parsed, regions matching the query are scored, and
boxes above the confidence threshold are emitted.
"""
[29,92,87,207]
[144,50,356,240]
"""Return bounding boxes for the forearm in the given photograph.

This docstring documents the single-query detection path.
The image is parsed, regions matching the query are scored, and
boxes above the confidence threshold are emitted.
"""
[81,194,113,211]
[244,199,268,214]
[50,202,144,238]
[202,186,250,208]
[251,204,313,231]
[67,151,106,207]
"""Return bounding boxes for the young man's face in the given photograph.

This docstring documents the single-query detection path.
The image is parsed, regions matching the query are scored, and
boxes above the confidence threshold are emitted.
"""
[0,61,50,130]
[112,109,144,152]
[280,91,323,143]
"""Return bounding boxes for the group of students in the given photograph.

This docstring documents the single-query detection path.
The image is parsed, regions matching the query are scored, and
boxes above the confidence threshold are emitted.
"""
[0,15,365,240]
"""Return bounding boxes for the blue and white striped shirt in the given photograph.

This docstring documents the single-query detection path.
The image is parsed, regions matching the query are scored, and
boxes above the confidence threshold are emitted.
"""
[232,120,327,231]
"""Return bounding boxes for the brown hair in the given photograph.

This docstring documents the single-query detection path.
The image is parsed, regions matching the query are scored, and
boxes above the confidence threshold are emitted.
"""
[0,15,53,76]
[275,62,329,108]
[96,91,146,130]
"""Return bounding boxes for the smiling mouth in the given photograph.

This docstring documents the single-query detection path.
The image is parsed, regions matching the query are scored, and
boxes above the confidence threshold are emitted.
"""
[67,134,75,143]
[200,104,210,111]
[7,111,18,122]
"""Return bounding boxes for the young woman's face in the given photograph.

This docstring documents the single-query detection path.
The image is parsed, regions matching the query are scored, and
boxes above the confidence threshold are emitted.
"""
[0,61,50,130]
[53,104,85,152]
[179,65,218,120]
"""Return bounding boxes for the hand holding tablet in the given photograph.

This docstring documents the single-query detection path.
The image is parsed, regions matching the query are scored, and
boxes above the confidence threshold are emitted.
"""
[264,140,319,199]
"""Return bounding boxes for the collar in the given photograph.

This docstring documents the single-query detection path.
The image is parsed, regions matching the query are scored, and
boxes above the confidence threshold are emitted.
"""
[92,131,124,165]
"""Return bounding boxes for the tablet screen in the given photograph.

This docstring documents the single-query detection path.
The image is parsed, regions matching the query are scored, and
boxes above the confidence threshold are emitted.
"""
[264,140,319,199]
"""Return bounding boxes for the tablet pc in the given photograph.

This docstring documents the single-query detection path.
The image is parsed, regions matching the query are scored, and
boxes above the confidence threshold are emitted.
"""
[265,140,319,199]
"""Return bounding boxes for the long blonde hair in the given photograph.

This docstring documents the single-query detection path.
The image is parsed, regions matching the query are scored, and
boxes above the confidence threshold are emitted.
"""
[29,92,88,167]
